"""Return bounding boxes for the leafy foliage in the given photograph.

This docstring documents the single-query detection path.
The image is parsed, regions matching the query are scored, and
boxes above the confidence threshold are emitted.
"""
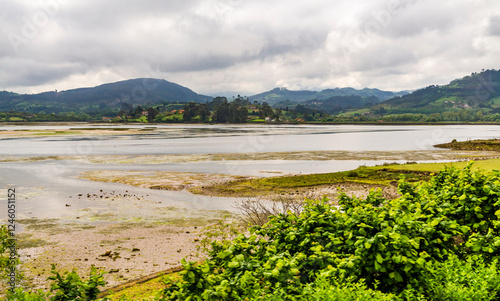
[161,164,500,300]
[421,254,500,301]
[48,264,106,301]
[5,265,108,301]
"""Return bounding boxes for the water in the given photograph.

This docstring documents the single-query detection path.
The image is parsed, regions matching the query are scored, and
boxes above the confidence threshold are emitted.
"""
[1,124,499,220]
[1,124,499,156]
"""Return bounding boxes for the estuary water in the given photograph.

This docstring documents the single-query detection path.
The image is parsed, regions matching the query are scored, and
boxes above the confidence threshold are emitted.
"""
[1,124,499,220]
[0,124,499,156]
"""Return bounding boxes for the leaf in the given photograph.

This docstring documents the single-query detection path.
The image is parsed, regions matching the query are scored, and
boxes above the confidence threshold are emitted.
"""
[228,261,240,268]
[394,271,403,282]
[201,265,210,273]
[376,253,384,264]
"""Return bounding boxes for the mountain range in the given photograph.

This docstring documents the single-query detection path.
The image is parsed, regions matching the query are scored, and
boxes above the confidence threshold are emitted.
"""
[249,87,408,106]
[0,69,499,116]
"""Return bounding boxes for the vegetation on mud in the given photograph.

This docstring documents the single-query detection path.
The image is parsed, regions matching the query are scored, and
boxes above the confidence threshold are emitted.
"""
[194,166,431,197]
[436,138,500,152]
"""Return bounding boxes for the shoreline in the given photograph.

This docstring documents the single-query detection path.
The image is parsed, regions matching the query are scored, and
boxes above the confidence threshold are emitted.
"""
[1,121,500,126]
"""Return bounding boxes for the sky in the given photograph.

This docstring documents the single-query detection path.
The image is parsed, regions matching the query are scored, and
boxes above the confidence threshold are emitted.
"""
[1,0,500,96]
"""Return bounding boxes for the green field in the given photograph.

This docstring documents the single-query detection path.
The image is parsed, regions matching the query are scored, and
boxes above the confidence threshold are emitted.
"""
[378,158,500,173]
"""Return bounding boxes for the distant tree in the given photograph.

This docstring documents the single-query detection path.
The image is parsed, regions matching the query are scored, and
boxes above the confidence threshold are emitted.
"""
[208,97,228,111]
[197,103,210,123]
[129,105,143,119]
[117,110,127,118]
[120,102,133,113]
[183,102,198,122]
[273,108,283,121]
[229,102,248,123]
[259,102,274,118]
[213,99,229,123]
[147,107,159,123]
[232,95,250,106]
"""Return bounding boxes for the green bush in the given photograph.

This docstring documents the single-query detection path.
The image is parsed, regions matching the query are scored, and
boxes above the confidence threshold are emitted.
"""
[422,254,500,301]
[7,288,49,301]
[161,164,500,300]
[48,264,106,301]
[6,265,107,301]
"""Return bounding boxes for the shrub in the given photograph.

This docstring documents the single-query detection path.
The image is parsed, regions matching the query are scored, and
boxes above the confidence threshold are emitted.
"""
[422,254,500,301]
[161,164,500,300]
[48,264,106,301]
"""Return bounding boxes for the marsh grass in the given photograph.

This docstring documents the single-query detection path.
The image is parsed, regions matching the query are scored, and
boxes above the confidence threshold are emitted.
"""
[377,158,500,173]
[16,233,55,249]
[435,138,500,151]
[197,166,431,197]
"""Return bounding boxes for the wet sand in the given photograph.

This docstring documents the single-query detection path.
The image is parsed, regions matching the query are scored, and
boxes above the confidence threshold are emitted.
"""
[19,222,204,290]
[1,149,497,163]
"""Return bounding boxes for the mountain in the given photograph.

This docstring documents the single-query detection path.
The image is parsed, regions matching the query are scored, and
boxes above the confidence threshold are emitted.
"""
[249,87,408,110]
[303,95,380,114]
[375,69,500,115]
[249,88,317,105]
[0,78,212,114]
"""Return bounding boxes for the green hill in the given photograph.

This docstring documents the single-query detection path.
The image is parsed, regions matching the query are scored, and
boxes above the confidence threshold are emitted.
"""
[0,78,212,114]
[375,69,500,115]
[249,87,407,108]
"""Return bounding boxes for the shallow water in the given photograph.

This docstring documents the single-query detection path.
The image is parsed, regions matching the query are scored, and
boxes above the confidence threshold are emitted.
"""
[0,158,415,220]
[1,124,499,220]
[1,124,499,156]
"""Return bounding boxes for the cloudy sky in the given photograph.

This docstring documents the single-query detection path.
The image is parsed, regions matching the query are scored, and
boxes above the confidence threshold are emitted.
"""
[1,0,500,96]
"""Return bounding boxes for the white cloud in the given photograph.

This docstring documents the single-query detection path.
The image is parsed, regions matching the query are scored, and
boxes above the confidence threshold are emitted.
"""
[1,0,500,95]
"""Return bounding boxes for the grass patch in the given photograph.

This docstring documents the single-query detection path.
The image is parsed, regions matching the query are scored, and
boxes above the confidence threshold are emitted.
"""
[32,130,82,136]
[16,233,55,249]
[104,272,182,300]
[96,222,156,234]
[16,218,66,235]
[197,166,431,197]
[377,158,500,173]
[435,138,500,151]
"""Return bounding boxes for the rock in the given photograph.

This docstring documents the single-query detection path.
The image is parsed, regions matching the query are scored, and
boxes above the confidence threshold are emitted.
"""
[100,250,112,257]
[132,248,140,252]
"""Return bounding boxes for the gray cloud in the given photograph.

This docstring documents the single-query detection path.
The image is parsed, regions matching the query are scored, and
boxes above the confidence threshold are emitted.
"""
[1,0,500,94]
[488,15,500,36]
